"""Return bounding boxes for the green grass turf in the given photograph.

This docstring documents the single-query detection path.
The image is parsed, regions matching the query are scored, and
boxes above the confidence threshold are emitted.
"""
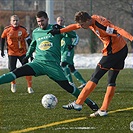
[0,69,133,133]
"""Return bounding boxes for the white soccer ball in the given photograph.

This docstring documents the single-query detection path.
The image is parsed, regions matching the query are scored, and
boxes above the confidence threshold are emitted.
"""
[41,94,58,109]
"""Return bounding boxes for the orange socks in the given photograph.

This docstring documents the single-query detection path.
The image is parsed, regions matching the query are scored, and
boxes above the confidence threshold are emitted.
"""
[11,80,16,85]
[100,86,116,111]
[75,80,116,111]
[26,76,32,88]
[76,81,96,105]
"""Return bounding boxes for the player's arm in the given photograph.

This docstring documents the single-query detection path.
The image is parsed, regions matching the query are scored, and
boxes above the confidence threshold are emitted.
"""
[1,29,7,57]
[47,24,81,36]
[104,22,133,41]
[72,34,79,46]
[1,38,5,57]
[60,24,81,33]
[26,36,32,47]
[112,25,133,41]
[22,40,36,63]
[25,36,34,61]
[67,32,79,51]
[26,39,36,58]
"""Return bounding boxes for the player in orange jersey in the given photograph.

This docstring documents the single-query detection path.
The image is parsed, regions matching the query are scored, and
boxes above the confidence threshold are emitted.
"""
[1,15,34,93]
[48,11,133,117]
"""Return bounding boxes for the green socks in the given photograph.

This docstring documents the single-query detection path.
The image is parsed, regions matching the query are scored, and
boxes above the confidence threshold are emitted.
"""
[0,72,16,84]
[72,70,86,84]
[63,67,86,85]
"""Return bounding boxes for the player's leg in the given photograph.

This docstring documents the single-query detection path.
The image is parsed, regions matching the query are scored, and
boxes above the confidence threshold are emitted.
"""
[55,80,99,111]
[8,55,17,92]
[61,62,74,84]
[0,64,35,85]
[90,46,128,117]
[90,70,119,117]
[19,55,34,93]
[48,63,99,111]
[76,65,108,105]
[100,70,119,111]
[69,64,86,89]
[75,52,121,107]
[63,65,107,111]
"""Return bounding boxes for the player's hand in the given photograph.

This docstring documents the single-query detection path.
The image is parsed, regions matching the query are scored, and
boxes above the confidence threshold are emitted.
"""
[47,29,60,36]
[52,24,63,30]
[1,51,5,57]
[22,56,29,64]
[67,45,74,51]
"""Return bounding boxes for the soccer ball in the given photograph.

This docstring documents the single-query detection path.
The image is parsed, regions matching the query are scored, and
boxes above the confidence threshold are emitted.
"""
[41,94,58,109]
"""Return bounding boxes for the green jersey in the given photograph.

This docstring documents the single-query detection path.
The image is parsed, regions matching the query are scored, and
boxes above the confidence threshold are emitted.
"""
[26,24,63,64]
[25,24,77,80]
[61,30,79,64]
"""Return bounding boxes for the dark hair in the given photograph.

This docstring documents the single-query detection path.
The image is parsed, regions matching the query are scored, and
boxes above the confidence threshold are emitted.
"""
[36,11,48,18]
[74,11,91,22]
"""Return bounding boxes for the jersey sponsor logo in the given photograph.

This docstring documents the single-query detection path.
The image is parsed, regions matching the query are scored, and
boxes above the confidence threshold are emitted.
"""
[61,39,65,46]
[39,41,53,50]
[38,35,53,41]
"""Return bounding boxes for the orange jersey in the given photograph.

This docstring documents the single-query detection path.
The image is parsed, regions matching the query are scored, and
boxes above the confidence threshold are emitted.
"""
[1,25,29,56]
[60,15,133,55]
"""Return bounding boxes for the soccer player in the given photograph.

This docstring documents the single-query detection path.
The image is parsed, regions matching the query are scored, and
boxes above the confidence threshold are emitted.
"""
[1,15,34,93]
[56,16,86,89]
[48,11,133,117]
[0,11,99,111]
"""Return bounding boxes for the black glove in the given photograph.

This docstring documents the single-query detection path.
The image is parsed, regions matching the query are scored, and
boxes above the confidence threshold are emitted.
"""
[47,29,60,36]
[67,45,74,51]
[30,56,34,62]
[1,51,5,57]
[52,24,63,30]
[22,56,29,64]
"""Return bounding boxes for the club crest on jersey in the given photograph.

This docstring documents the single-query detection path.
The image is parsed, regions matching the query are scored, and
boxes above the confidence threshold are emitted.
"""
[39,41,53,50]
[18,31,22,36]
[61,39,65,46]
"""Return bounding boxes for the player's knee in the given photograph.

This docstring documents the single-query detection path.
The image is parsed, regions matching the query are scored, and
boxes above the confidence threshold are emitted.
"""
[56,80,73,93]
[108,83,116,86]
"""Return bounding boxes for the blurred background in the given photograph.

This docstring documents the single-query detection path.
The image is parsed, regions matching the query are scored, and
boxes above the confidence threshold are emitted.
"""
[0,0,133,53]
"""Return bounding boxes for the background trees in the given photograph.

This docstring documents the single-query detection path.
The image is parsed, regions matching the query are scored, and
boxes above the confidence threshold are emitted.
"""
[0,0,133,53]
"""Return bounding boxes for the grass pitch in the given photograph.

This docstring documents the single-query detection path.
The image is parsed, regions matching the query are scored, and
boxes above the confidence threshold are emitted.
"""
[0,69,133,133]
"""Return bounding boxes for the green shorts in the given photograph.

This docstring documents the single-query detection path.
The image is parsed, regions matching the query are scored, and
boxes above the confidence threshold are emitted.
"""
[27,60,67,81]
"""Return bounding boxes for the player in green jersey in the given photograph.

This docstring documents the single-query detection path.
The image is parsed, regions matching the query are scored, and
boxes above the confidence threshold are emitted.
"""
[0,11,98,111]
[56,16,86,89]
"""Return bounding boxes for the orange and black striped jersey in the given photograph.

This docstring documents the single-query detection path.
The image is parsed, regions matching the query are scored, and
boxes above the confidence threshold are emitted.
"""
[1,25,29,56]
[60,15,133,55]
